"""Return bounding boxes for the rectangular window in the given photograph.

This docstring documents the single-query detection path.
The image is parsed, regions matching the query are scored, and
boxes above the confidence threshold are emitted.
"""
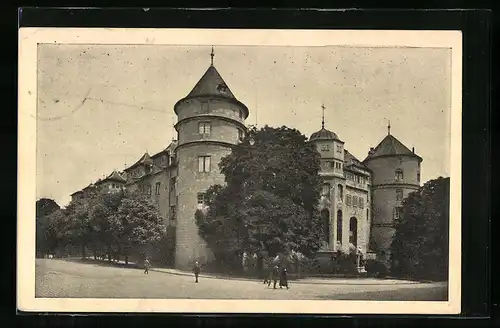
[170,205,177,219]
[155,182,161,195]
[326,161,334,169]
[238,128,244,141]
[417,171,421,183]
[336,145,342,153]
[359,197,364,209]
[197,193,205,204]
[201,101,209,112]
[393,207,402,220]
[396,169,404,182]
[396,188,403,201]
[346,194,352,206]
[353,196,358,207]
[198,156,211,172]
[147,185,152,196]
[170,177,176,191]
[198,122,211,135]
[321,144,330,151]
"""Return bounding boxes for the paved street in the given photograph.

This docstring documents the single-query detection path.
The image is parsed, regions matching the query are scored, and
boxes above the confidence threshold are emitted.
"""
[35,259,448,300]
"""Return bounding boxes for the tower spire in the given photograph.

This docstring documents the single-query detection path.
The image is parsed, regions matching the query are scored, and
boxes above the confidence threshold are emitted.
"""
[321,104,326,129]
[210,46,214,66]
[387,120,391,135]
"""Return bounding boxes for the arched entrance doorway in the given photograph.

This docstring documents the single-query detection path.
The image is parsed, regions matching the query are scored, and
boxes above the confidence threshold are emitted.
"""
[349,217,358,247]
[321,209,330,245]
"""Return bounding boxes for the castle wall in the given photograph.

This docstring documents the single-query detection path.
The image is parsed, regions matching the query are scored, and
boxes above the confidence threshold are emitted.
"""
[365,155,421,264]
[175,143,232,269]
[177,117,242,145]
[176,97,246,124]
[367,156,421,186]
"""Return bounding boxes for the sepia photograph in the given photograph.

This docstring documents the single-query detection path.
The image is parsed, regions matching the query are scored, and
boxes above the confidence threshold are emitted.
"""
[18,28,462,314]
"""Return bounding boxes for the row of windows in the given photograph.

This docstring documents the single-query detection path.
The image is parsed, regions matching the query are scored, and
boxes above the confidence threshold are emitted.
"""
[346,194,365,209]
[323,160,343,171]
[198,122,244,141]
[321,209,370,246]
[320,144,343,153]
[345,172,368,185]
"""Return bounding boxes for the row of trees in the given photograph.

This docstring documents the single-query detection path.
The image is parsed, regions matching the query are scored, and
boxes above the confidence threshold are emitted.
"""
[36,189,167,264]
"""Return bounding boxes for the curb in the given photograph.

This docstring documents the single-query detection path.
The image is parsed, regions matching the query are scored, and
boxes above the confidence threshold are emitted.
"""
[149,269,430,286]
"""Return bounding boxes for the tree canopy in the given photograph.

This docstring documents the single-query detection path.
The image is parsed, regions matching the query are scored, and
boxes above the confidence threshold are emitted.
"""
[36,189,166,263]
[196,125,323,266]
[390,176,450,281]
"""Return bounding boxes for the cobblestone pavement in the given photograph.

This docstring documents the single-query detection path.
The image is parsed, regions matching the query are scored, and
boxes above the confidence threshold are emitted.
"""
[35,259,448,300]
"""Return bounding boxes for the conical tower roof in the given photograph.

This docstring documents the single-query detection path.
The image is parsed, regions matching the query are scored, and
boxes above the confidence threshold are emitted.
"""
[186,65,236,100]
[364,134,422,162]
[174,47,249,119]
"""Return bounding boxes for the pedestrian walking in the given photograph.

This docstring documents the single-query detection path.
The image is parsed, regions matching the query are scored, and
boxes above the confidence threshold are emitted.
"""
[144,258,150,275]
[193,261,201,283]
[271,265,280,289]
[279,267,289,289]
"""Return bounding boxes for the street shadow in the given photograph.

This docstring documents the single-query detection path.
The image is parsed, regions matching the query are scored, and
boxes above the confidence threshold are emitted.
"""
[63,257,142,270]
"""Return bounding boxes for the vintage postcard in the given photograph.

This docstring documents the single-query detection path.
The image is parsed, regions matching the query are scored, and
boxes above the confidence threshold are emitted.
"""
[18,28,462,314]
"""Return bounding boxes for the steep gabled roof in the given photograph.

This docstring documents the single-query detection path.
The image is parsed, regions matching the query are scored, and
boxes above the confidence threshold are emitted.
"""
[125,152,153,171]
[344,149,369,171]
[187,65,236,100]
[364,134,422,162]
[103,170,127,183]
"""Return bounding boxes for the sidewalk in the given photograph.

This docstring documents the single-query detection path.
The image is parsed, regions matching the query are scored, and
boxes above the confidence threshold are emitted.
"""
[150,267,436,286]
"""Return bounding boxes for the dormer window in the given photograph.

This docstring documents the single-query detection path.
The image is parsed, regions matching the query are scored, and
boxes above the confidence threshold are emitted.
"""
[395,169,404,182]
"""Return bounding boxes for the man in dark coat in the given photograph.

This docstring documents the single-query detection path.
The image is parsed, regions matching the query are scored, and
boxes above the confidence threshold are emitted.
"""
[193,261,201,283]
[271,265,280,289]
[144,258,150,275]
[279,267,289,289]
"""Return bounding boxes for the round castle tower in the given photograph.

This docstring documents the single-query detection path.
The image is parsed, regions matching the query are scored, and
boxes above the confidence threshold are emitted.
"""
[362,123,422,265]
[173,48,249,269]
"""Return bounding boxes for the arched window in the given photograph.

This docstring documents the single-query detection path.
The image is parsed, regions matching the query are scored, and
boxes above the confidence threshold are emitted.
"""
[336,210,343,243]
[321,209,330,244]
[396,188,403,201]
[337,184,344,200]
[321,183,331,198]
[349,217,358,247]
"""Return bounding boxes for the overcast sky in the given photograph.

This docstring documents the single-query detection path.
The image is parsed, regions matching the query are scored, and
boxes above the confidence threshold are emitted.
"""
[36,44,452,207]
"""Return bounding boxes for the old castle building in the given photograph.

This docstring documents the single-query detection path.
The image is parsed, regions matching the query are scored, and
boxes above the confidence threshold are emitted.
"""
[70,50,422,269]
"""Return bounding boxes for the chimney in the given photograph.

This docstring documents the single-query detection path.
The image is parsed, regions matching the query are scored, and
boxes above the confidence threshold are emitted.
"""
[412,147,415,153]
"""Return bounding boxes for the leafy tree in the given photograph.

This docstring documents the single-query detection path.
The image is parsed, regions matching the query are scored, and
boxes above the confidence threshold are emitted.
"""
[196,125,323,270]
[36,198,60,218]
[36,198,61,257]
[111,191,166,264]
[40,208,71,256]
[390,177,450,281]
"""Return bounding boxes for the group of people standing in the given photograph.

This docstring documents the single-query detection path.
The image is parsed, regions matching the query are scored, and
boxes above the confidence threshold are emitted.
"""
[264,265,289,289]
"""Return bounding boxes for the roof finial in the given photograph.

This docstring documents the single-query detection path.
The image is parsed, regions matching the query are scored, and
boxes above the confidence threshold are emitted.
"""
[210,46,214,66]
[388,120,391,135]
[321,104,326,129]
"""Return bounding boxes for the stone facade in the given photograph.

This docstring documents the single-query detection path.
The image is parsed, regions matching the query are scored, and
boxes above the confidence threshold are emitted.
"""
[363,134,423,265]
[69,57,422,270]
